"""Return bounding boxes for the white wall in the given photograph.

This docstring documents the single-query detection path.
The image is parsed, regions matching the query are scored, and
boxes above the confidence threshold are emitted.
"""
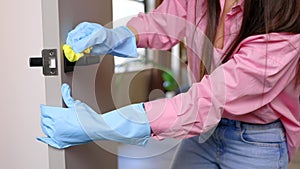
[0,0,49,168]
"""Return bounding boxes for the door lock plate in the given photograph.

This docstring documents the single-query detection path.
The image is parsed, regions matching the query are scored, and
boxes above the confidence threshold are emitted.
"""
[42,49,58,76]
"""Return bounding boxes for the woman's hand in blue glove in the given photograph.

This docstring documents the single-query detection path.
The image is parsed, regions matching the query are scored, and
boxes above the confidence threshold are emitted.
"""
[37,84,92,149]
[37,83,151,149]
[65,22,138,62]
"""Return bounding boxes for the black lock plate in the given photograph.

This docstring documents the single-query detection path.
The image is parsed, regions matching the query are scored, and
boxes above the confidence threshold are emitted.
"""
[42,49,58,76]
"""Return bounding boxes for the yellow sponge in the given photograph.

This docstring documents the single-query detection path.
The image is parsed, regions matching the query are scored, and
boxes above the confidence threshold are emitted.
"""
[63,45,92,62]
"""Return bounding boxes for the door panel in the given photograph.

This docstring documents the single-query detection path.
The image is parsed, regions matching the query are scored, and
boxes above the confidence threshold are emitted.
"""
[42,0,117,168]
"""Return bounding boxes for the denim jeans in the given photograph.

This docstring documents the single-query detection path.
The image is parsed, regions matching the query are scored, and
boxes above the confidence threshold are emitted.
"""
[170,118,288,169]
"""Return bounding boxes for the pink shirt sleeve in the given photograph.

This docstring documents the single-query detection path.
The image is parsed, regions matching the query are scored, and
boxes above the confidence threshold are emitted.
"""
[127,0,187,50]
[144,33,300,140]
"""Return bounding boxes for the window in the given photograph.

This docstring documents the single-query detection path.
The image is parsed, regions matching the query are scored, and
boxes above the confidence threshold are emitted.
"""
[112,0,147,73]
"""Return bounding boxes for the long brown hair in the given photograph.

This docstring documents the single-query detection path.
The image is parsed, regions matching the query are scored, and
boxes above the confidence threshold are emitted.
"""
[199,0,300,85]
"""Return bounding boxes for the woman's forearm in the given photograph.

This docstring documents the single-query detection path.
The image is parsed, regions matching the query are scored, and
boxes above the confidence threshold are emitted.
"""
[127,26,139,45]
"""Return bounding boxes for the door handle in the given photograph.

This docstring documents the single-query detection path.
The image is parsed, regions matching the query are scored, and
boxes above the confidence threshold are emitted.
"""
[29,49,58,76]
[63,53,100,73]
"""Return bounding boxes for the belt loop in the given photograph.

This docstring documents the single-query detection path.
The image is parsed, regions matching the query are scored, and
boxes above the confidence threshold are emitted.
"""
[235,120,242,129]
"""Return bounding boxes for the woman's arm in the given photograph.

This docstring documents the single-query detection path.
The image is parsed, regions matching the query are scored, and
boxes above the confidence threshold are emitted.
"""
[144,33,300,140]
[126,0,188,50]
[127,26,139,44]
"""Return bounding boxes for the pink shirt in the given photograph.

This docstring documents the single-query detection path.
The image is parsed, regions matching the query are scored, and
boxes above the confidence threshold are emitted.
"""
[127,0,300,160]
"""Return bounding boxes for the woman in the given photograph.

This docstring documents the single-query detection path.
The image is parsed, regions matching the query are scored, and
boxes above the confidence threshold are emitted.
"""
[38,0,300,168]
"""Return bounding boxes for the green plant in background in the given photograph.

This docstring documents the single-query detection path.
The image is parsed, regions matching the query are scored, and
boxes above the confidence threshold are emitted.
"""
[115,58,179,92]
[162,70,179,92]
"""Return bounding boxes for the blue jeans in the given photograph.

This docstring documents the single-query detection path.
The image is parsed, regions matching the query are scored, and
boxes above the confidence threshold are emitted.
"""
[170,118,288,169]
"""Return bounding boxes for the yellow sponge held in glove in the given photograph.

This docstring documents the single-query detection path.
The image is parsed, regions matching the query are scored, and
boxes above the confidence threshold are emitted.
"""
[63,45,92,62]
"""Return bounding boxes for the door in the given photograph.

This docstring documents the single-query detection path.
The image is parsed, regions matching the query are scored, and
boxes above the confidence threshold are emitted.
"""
[40,0,117,168]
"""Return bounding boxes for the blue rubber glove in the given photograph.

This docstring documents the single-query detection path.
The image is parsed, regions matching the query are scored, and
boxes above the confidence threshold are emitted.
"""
[66,22,138,58]
[37,84,151,149]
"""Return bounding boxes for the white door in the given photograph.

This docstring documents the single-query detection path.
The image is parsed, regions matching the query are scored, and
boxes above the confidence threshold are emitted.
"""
[30,0,117,168]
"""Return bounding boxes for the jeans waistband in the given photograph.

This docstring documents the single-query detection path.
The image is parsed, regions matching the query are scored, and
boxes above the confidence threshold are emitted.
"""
[219,118,283,130]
